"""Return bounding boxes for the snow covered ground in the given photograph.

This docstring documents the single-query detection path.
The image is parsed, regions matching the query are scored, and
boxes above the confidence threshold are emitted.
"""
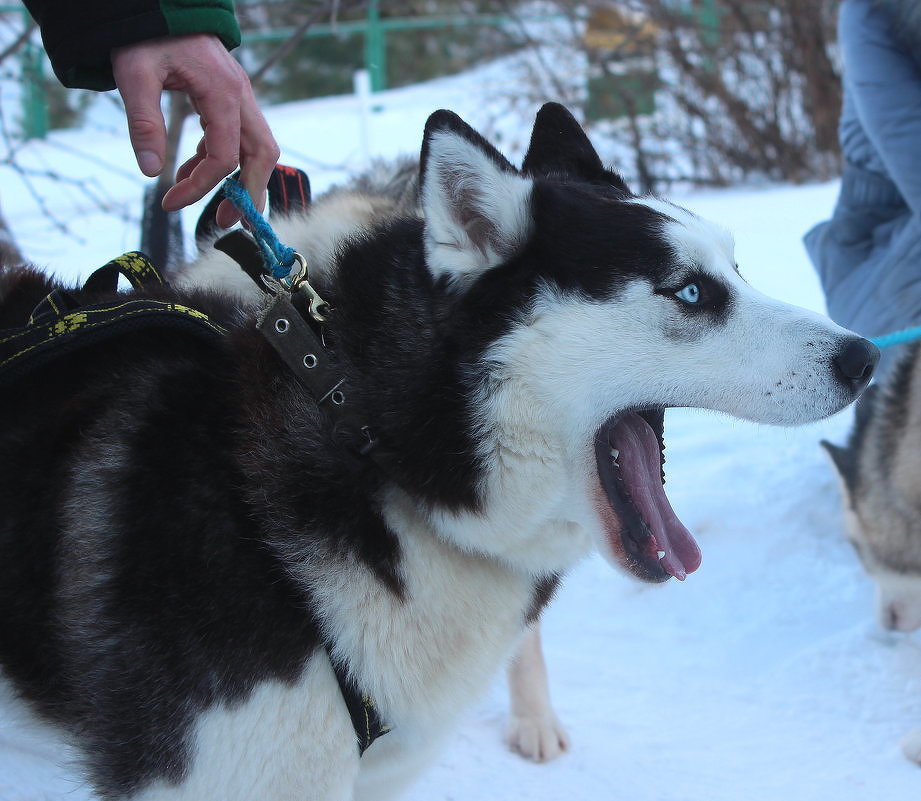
[1,58,920,801]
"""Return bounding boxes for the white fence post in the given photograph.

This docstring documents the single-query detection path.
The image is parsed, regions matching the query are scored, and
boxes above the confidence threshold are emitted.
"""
[353,69,372,166]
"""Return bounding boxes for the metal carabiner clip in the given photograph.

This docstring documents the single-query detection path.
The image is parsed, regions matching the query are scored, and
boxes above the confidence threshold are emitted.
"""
[280,252,330,324]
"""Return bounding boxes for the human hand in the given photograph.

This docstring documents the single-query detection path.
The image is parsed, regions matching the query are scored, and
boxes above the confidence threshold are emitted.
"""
[111,33,279,228]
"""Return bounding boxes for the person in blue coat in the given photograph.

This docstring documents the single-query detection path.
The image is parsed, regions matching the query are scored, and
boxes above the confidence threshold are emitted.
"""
[804,0,921,380]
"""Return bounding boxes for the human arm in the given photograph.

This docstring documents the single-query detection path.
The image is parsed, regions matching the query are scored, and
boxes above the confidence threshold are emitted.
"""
[22,0,240,90]
[839,0,921,216]
[23,1,278,225]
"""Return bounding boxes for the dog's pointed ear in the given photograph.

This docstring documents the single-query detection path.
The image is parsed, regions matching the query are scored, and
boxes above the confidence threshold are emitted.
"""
[420,110,532,288]
[522,103,601,178]
[522,102,631,194]
[852,383,879,434]
[820,439,859,503]
[820,440,852,479]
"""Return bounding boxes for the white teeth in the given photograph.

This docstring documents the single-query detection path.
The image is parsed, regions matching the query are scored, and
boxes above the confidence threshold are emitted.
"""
[657,550,666,559]
[610,448,620,466]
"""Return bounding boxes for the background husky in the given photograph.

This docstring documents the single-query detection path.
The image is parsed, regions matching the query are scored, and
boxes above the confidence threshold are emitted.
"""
[0,103,877,801]
[822,342,921,764]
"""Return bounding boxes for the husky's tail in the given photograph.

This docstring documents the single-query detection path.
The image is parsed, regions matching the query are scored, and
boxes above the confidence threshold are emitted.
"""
[323,156,420,218]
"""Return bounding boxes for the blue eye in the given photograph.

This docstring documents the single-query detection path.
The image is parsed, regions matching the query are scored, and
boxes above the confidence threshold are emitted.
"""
[675,283,701,304]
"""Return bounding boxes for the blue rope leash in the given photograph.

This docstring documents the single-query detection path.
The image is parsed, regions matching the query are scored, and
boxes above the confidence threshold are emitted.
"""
[221,177,296,279]
[871,326,921,349]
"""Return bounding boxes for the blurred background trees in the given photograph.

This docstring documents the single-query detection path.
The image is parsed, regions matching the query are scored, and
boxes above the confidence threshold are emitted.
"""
[0,0,842,194]
[572,0,842,187]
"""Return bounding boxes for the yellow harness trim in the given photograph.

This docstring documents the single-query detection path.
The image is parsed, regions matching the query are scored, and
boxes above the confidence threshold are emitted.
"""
[107,250,166,289]
[0,252,227,382]
[1,300,227,371]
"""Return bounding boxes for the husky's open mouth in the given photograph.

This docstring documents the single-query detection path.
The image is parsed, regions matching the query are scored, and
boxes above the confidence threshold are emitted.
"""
[594,410,701,582]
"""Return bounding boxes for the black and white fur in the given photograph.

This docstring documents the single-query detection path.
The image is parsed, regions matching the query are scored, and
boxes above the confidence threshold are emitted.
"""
[0,104,877,800]
[182,148,573,765]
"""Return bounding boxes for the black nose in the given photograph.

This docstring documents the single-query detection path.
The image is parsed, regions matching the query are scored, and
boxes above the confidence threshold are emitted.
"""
[834,337,879,392]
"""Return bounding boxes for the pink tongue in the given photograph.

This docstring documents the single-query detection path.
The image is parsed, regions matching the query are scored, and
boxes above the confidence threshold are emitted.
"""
[611,414,701,580]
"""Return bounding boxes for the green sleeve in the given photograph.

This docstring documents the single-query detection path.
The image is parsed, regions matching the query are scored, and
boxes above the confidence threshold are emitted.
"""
[23,0,241,91]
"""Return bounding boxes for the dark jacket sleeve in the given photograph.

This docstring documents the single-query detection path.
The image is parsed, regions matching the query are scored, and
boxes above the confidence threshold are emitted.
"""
[23,0,241,91]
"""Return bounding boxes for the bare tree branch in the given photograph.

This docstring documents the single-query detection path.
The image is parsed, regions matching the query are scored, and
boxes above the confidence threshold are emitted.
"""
[249,0,367,87]
[0,19,36,64]
[506,0,841,189]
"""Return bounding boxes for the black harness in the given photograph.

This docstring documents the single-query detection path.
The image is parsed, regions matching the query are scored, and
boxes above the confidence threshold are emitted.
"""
[0,166,390,756]
[0,251,227,385]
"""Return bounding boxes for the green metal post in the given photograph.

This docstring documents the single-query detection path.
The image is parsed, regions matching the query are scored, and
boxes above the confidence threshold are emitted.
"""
[21,13,47,140]
[698,0,721,49]
[365,0,387,92]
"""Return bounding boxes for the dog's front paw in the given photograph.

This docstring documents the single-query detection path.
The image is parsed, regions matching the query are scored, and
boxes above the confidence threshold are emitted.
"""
[505,712,570,763]
[901,728,921,765]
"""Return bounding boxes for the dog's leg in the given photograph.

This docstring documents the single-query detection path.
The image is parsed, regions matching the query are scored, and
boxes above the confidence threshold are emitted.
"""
[505,622,569,762]
[902,728,921,765]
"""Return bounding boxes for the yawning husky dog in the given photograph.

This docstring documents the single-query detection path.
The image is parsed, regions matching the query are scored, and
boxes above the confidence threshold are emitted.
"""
[822,343,921,765]
[0,104,877,800]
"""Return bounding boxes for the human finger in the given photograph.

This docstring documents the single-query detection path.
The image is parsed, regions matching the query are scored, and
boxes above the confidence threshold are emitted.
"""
[174,136,244,228]
[174,136,207,184]
[112,46,168,177]
[215,82,279,229]
[161,78,243,213]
